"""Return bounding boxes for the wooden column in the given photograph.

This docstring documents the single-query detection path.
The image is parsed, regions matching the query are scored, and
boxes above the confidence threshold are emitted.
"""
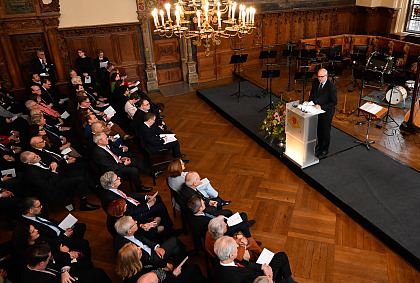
[0,33,24,89]
[186,38,198,84]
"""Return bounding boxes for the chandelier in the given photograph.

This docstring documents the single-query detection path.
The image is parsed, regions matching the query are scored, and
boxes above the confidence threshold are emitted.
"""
[151,0,256,56]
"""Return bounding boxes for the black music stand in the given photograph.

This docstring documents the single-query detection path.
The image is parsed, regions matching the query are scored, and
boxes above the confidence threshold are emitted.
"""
[230,54,249,101]
[294,68,314,103]
[282,48,299,93]
[375,72,399,128]
[259,48,277,97]
[345,54,366,89]
[259,69,281,112]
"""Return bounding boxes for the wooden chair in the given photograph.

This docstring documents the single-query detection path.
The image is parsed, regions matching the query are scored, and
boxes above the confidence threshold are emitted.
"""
[166,178,188,235]
[135,130,173,186]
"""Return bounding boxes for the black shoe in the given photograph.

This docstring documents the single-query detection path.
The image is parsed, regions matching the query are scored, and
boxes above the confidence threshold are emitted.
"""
[180,154,186,158]
[154,170,165,178]
[318,150,329,159]
[256,241,262,246]
[221,200,232,206]
[182,159,189,165]
[315,149,322,158]
[158,115,165,119]
[247,220,256,228]
[136,185,153,192]
[80,202,101,211]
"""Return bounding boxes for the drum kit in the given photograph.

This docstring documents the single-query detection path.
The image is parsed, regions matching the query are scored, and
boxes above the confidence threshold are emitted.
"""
[365,51,412,107]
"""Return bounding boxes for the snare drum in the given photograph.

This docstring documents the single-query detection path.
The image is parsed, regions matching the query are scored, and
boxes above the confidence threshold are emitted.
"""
[405,80,415,89]
[385,86,407,105]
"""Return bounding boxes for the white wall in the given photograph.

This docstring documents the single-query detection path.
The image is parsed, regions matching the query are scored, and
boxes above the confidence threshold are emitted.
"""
[59,0,139,28]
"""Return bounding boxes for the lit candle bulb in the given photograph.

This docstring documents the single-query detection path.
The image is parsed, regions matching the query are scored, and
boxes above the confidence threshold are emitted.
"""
[217,11,221,28]
[217,1,220,12]
[175,9,180,26]
[165,3,171,21]
[251,7,255,24]
[246,8,249,24]
[204,2,209,22]
[232,2,236,21]
[228,4,231,19]
[152,8,158,26]
[197,10,201,28]
[160,9,165,26]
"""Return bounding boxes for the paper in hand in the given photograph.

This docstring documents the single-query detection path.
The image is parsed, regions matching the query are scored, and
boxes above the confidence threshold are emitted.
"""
[256,248,275,265]
[1,168,16,177]
[226,212,243,227]
[59,213,78,230]
[61,111,70,119]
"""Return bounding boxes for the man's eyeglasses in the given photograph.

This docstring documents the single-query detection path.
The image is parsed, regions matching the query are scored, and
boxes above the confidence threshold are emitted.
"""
[318,75,327,78]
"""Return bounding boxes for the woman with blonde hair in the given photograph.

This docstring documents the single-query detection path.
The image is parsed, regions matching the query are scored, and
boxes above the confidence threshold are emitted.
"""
[116,242,152,283]
[167,158,229,204]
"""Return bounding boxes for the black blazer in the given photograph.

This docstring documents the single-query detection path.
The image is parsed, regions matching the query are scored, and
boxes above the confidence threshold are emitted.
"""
[100,189,149,219]
[138,123,169,153]
[90,144,125,174]
[215,259,262,283]
[24,163,66,202]
[188,214,211,237]
[114,235,167,268]
[308,78,338,119]
[32,57,55,77]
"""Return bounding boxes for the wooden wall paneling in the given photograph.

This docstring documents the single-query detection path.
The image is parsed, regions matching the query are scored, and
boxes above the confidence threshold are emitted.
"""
[216,50,234,79]
[196,52,217,82]
[278,11,292,45]
[292,11,306,43]
[242,47,262,71]
[318,10,333,38]
[116,33,138,65]
[262,14,279,47]
[305,11,318,40]
[93,35,115,63]
[335,9,353,35]
[153,37,182,84]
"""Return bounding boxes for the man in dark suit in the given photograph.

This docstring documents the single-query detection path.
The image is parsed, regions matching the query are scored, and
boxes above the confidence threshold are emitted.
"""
[214,236,297,283]
[100,171,173,230]
[139,112,184,158]
[308,68,337,159]
[91,133,152,192]
[188,196,254,237]
[32,49,56,84]
[180,172,232,217]
[20,197,90,257]
[19,151,100,211]
[114,216,185,267]
[21,242,111,283]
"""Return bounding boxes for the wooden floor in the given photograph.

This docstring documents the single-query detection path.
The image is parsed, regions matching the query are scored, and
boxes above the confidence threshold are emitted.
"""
[1,66,419,283]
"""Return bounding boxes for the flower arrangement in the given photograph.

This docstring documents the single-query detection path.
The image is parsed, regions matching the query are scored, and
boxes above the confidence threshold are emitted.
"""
[259,101,286,144]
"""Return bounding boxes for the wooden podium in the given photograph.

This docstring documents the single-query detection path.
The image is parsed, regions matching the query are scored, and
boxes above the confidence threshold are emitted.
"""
[284,101,325,168]
[356,102,387,149]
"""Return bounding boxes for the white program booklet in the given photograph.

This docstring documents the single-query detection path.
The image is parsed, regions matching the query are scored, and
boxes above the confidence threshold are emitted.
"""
[1,168,16,177]
[159,134,177,144]
[197,178,210,188]
[84,76,92,84]
[130,87,138,93]
[99,61,108,68]
[226,212,243,227]
[61,147,72,155]
[59,213,78,230]
[61,111,70,119]
[256,248,275,265]
[104,106,116,118]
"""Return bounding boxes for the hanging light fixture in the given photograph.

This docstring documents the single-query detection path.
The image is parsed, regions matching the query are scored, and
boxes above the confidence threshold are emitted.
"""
[152,0,256,56]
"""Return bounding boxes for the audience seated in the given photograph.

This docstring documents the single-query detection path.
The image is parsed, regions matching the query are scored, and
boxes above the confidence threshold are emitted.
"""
[21,241,111,283]
[92,133,153,192]
[100,171,172,231]
[106,198,163,241]
[205,215,261,262]
[188,196,254,238]
[180,172,232,217]
[214,236,297,283]
[114,216,185,266]
[19,197,92,257]
[20,151,100,210]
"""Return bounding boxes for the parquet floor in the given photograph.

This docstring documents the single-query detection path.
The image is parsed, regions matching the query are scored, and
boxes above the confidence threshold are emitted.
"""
[1,65,419,283]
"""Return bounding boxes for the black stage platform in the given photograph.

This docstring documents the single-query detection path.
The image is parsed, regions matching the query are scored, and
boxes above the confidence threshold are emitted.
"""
[197,80,420,270]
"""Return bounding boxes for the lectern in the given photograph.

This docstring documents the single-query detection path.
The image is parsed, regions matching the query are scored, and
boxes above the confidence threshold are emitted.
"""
[284,101,325,169]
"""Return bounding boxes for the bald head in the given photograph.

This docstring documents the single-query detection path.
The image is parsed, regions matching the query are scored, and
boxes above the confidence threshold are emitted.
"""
[30,136,45,149]
[185,171,200,188]
[317,68,328,84]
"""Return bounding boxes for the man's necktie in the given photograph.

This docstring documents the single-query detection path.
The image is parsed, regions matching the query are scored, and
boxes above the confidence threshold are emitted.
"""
[117,189,140,205]
[204,213,216,219]
[105,146,122,163]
